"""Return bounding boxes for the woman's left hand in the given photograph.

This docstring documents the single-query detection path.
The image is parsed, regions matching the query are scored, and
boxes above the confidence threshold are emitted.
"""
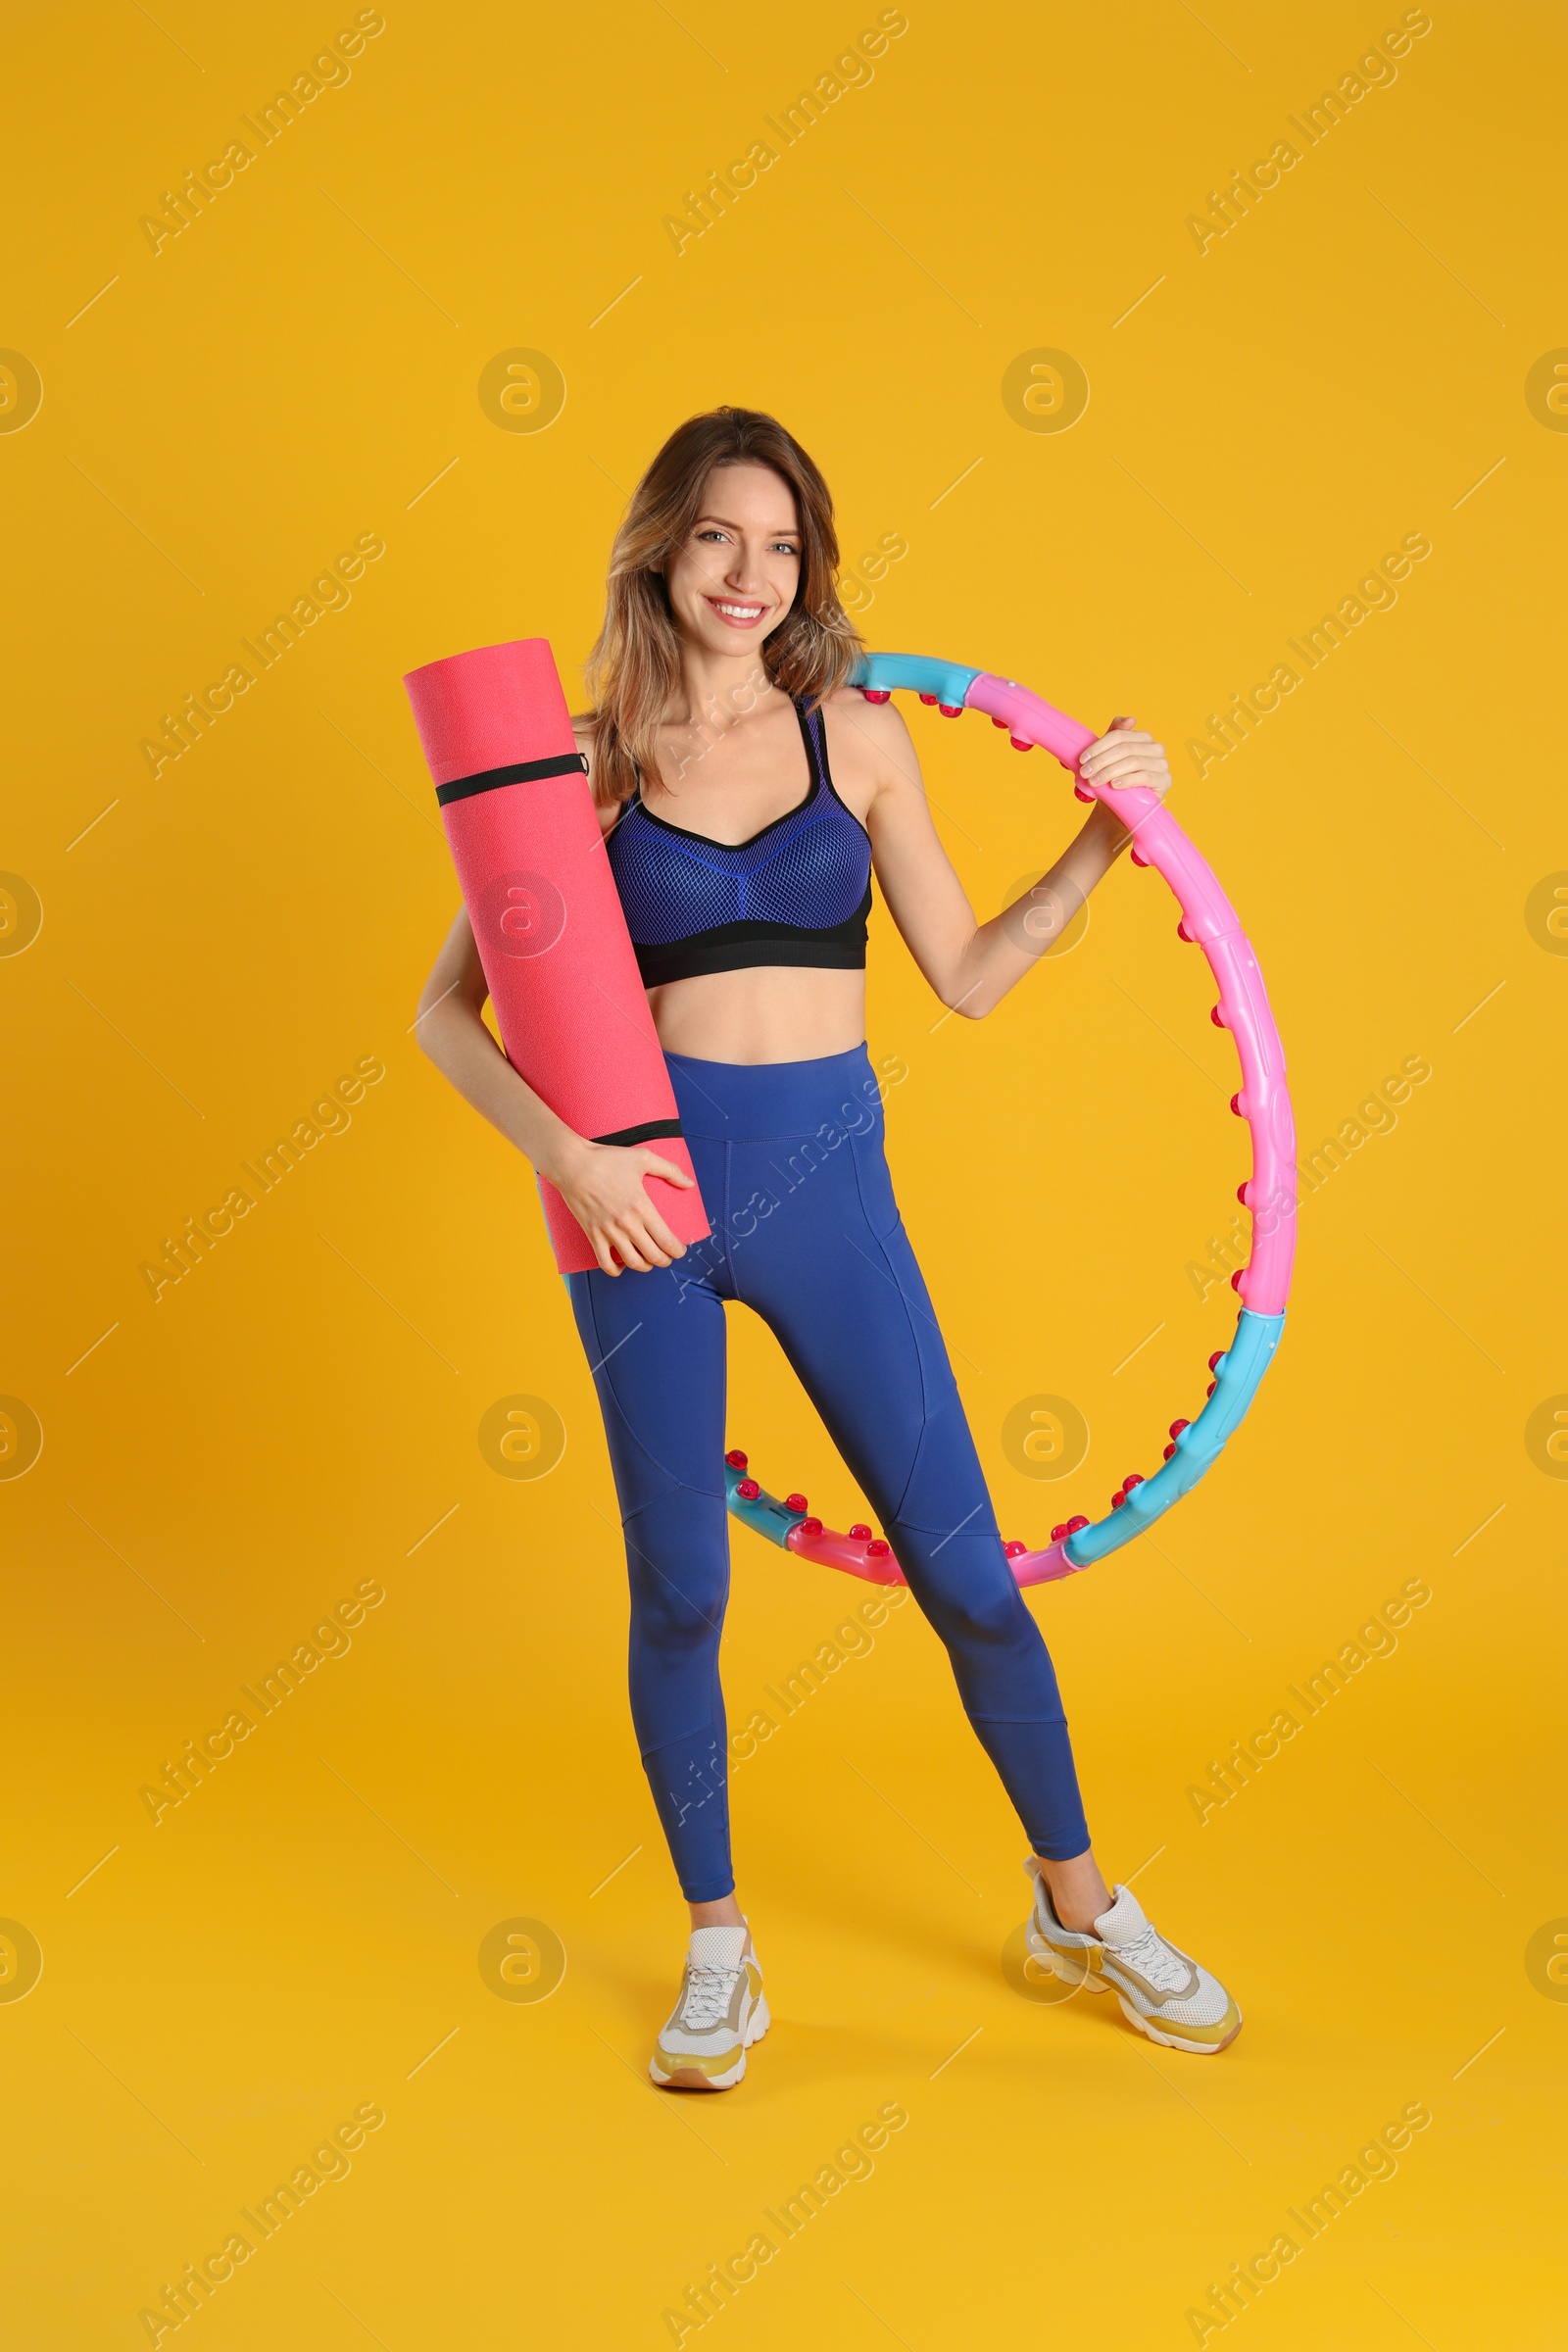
[1077,715,1172,803]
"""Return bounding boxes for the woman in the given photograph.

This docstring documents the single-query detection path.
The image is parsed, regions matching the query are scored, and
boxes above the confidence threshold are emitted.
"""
[417,407,1240,2085]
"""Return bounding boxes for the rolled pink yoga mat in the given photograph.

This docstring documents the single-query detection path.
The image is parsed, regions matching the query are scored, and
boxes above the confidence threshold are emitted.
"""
[405,637,711,1274]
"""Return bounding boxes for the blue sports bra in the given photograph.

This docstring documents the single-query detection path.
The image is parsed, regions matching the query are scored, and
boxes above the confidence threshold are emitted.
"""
[606,700,872,987]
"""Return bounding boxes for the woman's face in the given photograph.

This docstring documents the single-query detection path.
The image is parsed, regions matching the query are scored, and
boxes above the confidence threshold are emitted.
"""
[662,462,802,658]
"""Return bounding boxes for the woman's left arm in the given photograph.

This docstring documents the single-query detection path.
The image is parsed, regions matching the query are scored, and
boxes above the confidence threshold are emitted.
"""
[860,705,1172,1019]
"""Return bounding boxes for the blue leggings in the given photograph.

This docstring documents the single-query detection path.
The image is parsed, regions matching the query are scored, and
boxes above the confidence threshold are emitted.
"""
[566,1045,1089,1901]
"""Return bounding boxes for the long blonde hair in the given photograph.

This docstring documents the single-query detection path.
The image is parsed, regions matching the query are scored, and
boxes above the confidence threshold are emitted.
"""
[580,407,864,808]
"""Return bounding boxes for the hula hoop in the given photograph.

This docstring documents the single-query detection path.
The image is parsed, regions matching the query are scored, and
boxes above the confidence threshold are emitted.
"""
[722,651,1297,1593]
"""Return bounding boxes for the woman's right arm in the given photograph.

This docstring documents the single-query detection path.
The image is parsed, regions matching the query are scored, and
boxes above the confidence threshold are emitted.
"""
[415,905,692,1277]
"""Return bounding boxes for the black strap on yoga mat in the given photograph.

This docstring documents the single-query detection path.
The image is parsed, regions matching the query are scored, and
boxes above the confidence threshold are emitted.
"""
[436,753,590,806]
[590,1118,684,1149]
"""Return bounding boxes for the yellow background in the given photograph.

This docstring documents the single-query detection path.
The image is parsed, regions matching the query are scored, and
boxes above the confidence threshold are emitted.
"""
[4,0,1563,2342]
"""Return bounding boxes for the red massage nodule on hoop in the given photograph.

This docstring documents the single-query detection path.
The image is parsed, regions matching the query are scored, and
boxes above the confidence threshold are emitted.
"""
[403,637,711,1273]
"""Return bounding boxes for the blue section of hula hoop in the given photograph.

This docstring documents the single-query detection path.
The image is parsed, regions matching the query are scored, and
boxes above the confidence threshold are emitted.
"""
[1061,1309,1286,1566]
[724,1460,804,1548]
[850,651,983,708]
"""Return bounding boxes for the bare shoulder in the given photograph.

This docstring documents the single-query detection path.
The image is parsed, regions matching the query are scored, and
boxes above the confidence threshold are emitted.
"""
[820,684,919,814]
[822,681,912,742]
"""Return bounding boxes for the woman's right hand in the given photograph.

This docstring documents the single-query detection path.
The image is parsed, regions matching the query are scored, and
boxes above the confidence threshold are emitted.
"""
[546,1140,693,1276]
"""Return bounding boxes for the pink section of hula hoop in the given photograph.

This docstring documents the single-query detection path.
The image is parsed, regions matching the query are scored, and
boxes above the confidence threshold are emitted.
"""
[780,1517,1085,1592]
[1204,924,1296,1311]
[1121,803,1296,1314]
[963,673,1098,766]
[785,1521,906,1586]
[965,672,1296,1316]
[1007,1540,1091,1588]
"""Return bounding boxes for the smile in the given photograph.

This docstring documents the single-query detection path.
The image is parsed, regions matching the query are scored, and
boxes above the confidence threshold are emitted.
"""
[705,597,767,627]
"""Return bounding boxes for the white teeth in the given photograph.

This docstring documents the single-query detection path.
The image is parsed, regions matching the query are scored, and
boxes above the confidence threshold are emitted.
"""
[713,601,763,617]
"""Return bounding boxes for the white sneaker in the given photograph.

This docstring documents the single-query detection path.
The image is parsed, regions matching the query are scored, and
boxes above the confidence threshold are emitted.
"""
[649,1923,769,2090]
[1023,1861,1242,2055]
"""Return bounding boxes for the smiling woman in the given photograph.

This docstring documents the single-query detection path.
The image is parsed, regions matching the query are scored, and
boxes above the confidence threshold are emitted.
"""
[416,403,1237,2094]
[578,410,860,811]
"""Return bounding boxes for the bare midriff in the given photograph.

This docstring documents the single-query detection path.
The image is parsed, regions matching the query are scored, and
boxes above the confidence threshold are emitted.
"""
[643,965,868,1065]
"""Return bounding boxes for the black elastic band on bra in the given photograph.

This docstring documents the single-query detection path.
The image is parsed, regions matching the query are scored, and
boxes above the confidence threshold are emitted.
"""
[435,753,589,806]
[630,886,872,989]
[591,1117,684,1149]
